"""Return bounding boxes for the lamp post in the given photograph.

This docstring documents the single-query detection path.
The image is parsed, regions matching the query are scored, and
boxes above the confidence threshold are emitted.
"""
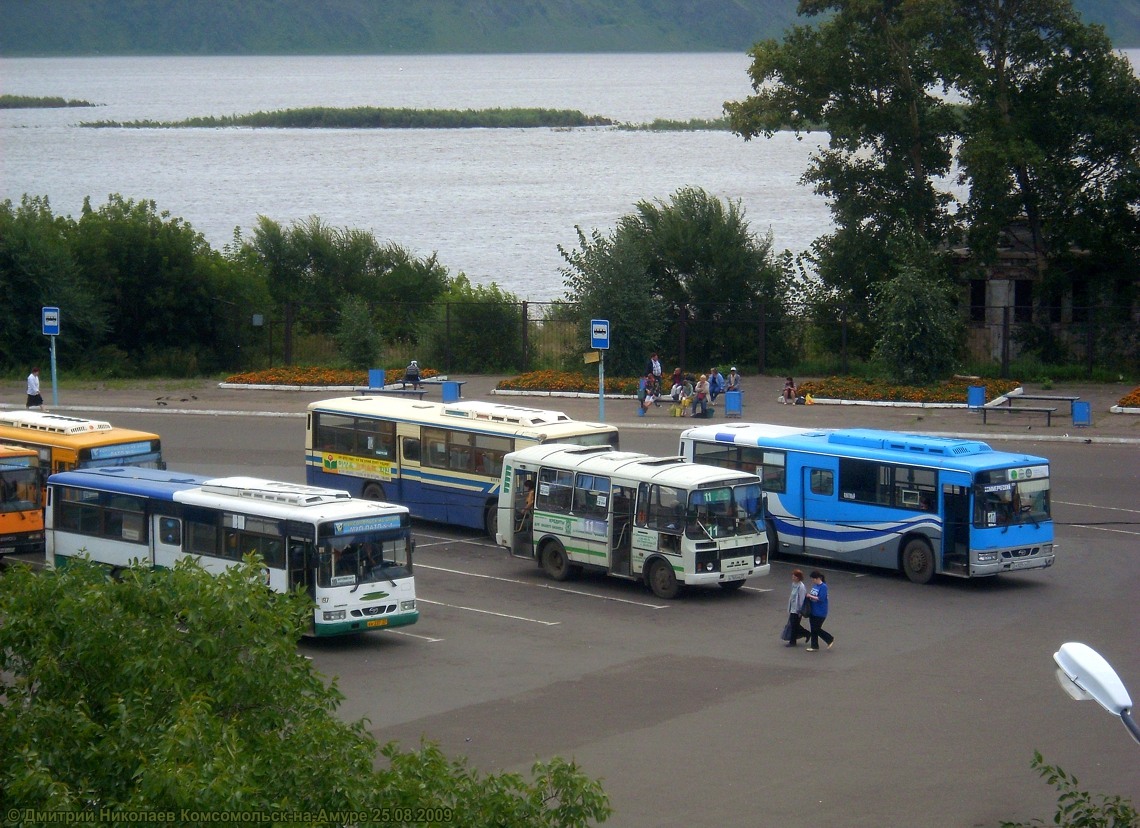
[1054,642,1140,746]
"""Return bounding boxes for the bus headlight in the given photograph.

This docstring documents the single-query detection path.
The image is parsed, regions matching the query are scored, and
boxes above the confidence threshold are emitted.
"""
[400,600,416,611]
[323,610,346,621]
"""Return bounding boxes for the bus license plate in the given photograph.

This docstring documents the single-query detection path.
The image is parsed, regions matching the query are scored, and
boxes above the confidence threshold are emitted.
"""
[725,572,746,581]
[367,618,389,628]
[1008,559,1041,571]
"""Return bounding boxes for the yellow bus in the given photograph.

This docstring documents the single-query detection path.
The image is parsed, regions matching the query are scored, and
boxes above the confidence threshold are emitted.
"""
[0,444,44,556]
[0,411,164,475]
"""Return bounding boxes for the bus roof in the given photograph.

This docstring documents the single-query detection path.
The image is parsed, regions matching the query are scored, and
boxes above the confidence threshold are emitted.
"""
[507,444,761,487]
[309,396,617,438]
[0,411,159,446]
[48,466,209,499]
[680,423,1049,472]
[47,467,407,522]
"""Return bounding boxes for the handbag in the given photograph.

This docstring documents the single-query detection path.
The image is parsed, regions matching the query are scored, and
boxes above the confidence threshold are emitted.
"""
[800,597,811,617]
[780,620,792,642]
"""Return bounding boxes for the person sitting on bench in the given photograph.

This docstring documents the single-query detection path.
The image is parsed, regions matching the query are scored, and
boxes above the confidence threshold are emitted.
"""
[403,359,422,389]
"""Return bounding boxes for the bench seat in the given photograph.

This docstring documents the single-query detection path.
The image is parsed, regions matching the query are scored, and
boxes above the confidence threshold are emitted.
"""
[982,405,1057,426]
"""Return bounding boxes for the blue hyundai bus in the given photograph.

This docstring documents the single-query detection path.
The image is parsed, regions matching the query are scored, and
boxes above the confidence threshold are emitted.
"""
[679,424,1055,583]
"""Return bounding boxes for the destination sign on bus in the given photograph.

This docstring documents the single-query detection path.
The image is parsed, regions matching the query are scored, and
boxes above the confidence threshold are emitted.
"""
[333,515,403,535]
[89,441,155,460]
[1007,465,1048,481]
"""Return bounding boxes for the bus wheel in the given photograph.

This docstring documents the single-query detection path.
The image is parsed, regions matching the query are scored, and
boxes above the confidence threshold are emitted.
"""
[484,504,498,539]
[648,559,679,599]
[541,542,571,581]
[901,537,935,584]
[362,483,385,501]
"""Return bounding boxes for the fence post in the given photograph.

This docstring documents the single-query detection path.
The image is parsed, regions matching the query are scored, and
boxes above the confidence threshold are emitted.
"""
[678,304,687,372]
[1085,305,1095,378]
[840,305,848,374]
[521,301,529,373]
[757,300,766,375]
[1001,306,1010,379]
[445,302,452,372]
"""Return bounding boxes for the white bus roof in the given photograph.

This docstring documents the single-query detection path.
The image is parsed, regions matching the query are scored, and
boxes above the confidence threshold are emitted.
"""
[0,410,115,435]
[309,395,617,435]
[506,444,760,487]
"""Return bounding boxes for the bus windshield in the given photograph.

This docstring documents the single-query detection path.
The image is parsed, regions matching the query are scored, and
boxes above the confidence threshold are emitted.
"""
[552,432,620,448]
[974,470,1051,528]
[686,482,764,540]
[0,467,41,512]
[319,531,412,588]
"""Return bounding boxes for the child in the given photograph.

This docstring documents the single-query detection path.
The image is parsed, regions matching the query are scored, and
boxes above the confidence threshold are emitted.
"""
[781,376,797,404]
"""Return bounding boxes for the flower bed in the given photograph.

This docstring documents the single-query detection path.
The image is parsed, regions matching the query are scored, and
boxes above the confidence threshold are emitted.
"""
[496,370,642,396]
[1118,386,1140,407]
[798,376,1022,405]
[225,367,437,386]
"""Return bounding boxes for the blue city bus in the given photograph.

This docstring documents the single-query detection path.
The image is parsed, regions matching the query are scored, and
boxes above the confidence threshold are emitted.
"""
[679,424,1055,583]
[45,467,418,636]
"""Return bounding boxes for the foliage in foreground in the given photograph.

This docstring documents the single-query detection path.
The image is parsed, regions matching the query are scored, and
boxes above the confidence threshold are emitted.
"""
[1000,751,1136,828]
[0,559,611,827]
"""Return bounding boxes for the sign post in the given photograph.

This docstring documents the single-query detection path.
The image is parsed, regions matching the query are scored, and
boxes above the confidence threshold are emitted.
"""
[41,306,60,407]
[589,319,610,421]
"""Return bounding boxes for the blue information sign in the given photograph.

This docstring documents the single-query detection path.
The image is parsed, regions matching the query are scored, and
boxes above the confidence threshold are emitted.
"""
[590,319,610,350]
[42,306,60,337]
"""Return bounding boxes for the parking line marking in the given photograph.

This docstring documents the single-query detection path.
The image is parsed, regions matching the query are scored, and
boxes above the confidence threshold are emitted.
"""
[417,563,669,608]
[417,598,560,625]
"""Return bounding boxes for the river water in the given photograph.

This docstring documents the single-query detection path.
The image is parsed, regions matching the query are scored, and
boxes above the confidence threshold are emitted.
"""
[2,51,1135,301]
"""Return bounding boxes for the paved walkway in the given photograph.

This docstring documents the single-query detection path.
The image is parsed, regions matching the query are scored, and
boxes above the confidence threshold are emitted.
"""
[2,375,1138,443]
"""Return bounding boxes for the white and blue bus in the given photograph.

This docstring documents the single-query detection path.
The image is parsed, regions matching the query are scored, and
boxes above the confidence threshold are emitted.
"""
[45,467,418,636]
[679,423,1055,583]
[306,396,619,536]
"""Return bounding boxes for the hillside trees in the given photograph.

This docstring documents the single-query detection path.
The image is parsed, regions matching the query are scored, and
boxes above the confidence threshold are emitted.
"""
[726,0,1140,372]
[0,557,611,825]
[559,187,790,376]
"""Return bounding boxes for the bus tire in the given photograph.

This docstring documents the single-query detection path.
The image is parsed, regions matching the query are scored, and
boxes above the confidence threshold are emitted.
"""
[766,519,780,556]
[647,558,679,599]
[484,503,498,539]
[901,537,935,584]
[540,541,572,581]
[361,483,385,502]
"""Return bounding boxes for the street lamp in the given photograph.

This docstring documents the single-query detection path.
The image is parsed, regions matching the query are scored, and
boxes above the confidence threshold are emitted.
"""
[1054,642,1140,746]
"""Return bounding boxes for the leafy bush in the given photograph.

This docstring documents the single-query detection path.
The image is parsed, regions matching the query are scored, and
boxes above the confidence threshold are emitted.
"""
[1001,751,1136,828]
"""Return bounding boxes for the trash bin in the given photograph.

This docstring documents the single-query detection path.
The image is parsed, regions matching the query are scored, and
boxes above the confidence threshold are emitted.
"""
[725,391,743,418]
[368,369,386,388]
[442,381,461,403]
[1072,400,1092,427]
[967,385,986,409]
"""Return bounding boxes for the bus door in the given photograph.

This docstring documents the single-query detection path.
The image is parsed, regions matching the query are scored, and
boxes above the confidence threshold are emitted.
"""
[609,485,635,577]
[800,462,838,556]
[288,536,316,599]
[509,470,537,559]
[152,513,182,569]
[940,472,971,575]
[396,428,421,507]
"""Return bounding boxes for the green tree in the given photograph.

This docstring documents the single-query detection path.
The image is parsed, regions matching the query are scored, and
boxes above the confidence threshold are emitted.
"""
[0,558,611,826]
[559,187,787,375]
[0,195,106,372]
[71,195,238,375]
[1001,751,1136,828]
[336,295,382,369]
[418,274,525,372]
[559,225,661,377]
[869,239,963,383]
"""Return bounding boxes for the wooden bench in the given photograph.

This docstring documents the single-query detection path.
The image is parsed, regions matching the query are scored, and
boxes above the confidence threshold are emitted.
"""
[1007,394,1080,414]
[982,405,1057,427]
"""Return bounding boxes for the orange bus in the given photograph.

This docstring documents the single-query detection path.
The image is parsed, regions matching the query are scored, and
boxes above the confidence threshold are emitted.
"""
[0,444,44,556]
[0,411,164,475]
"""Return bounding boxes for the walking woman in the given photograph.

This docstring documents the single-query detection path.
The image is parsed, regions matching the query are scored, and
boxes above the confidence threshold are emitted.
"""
[785,569,809,648]
[804,570,835,652]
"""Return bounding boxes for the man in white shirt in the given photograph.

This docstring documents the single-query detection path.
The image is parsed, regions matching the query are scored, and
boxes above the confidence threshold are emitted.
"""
[26,367,43,410]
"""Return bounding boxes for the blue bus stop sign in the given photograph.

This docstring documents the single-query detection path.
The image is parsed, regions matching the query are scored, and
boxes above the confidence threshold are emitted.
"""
[42,306,60,336]
[590,319,610,350]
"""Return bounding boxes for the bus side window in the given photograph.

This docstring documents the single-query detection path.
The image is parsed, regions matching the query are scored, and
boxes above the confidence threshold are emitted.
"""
[401,436,421,463]
[159,517,181,546]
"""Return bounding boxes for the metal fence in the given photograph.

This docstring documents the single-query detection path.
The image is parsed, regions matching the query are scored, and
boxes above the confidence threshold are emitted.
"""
[248,300,1138,378]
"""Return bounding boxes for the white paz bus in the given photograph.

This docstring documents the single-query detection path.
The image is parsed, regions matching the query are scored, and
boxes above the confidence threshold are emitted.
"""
[496,444,770,598]
[45,467,418,636]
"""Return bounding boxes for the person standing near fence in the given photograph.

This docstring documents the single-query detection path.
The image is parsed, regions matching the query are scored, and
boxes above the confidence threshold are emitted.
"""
[803,570,834,652]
